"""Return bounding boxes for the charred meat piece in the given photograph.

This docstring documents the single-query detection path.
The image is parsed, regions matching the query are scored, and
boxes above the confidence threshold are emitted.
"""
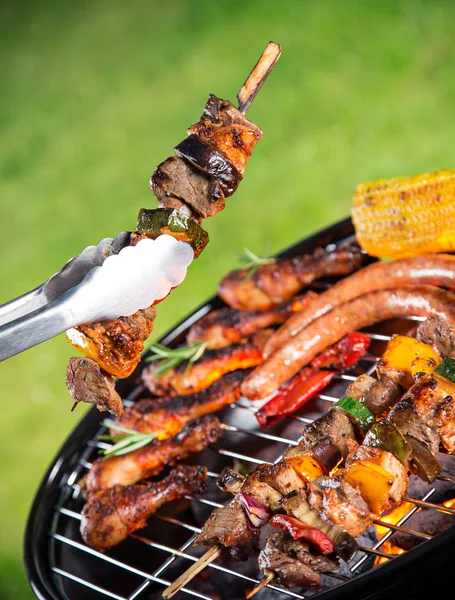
[362,375,403,417]
[239,470,283,512]
[195,500,259,560]
[151,156,225,219]
[66,357,124,417]
[267,253,455,356]
[80,465,207,551]
[186,293,316,349]
[388,375,455,454]
[345,374,376,401]
[113,369,248,438]
[218,246,362,311]
[253,462,307,498]
[143,329,271,396]
[259,532,339,590]
[66,305,156,379]
[308,476,372,538]
[188,94,263,176]
[244,285,455,400]
[217,467,245,494]
[80,416,221,496]
[174,135,241,198]
[284,408,357,463]
[417,315,455,359]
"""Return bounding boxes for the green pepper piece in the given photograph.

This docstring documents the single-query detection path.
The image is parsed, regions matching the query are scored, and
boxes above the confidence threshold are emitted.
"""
[332,396,375,434]
[434,357,455,384]
[363,422,412,465]
[136,208,209,258]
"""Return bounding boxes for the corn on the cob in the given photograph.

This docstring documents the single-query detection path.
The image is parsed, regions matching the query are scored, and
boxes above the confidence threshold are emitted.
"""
[351,170,455,258]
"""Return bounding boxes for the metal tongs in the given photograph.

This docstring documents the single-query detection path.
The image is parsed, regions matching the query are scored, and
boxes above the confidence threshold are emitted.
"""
[0,232,194,362]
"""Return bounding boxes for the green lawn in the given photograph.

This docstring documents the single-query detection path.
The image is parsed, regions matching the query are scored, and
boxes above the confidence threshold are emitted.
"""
[1,0,455,597]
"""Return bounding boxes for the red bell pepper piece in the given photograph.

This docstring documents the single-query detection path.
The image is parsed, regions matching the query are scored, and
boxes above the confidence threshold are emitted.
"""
[255,368,335,429]
[270,514,335,554]
[311,332,370,370]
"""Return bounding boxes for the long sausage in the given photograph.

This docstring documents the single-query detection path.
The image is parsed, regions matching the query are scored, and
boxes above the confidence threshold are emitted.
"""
[241,285,455,400]
[264,254,455,358]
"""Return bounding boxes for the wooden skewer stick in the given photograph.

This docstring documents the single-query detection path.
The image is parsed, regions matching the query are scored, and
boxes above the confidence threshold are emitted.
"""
[245,571,275,599]
[237,41,282,114]
[162,545,221,599]
[161,43,281,600]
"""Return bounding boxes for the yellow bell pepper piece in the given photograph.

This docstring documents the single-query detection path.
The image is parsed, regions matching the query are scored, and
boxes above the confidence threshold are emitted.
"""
[378,335,441,387]
[287,455,326,482]
[345,459,395,514]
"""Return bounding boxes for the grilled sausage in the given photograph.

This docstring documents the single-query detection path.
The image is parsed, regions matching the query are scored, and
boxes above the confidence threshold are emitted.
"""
[242,285,455,400]
[265,254,455,357]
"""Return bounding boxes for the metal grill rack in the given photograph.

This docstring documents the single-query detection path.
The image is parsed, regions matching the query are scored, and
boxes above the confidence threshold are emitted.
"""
[25,220,455,600]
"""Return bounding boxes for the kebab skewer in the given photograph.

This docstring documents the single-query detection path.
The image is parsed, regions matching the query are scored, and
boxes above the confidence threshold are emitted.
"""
[64,41,282,417]
[162,316,455,597]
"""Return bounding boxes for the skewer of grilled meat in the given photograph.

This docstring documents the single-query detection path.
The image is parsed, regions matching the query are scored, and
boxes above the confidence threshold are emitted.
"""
[218,245,363,311]
[242,284,455,400]
[80,415,221,496]
[65,45,278,420]
[143,329,271,396]
[112,369,249,439]
[81,465,207,551]
[186,292,317,349]
[266,253,455,357]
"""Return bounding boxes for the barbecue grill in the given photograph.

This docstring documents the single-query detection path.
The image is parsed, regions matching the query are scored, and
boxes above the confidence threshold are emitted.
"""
[24,218,455,600]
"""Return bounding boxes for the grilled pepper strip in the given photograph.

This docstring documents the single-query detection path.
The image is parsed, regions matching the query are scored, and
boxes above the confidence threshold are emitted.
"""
[363,422,412,465]
[332,397,376,435]
[344,459,396,514]
[270,514,335,554]
[255,368,335,429]
[434,357,455,383]
[311,332,371,370]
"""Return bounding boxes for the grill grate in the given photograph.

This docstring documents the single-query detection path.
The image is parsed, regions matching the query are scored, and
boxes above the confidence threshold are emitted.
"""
[28,222,455,600]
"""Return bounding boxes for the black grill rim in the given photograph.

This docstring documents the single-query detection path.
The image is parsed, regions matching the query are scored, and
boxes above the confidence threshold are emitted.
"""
[23,217,455,600]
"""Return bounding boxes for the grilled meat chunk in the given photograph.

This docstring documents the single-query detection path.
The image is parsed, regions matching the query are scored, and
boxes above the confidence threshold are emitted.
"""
[308,476,372,538]
[65,357,124,417]
[259,532,339,590]
[67,305,156,379]
[151,156,225,219]
[217,468,245,494]
[81,465,207,551]
[284,408,356,463]
[143,330,271,396]
[186,293,316,349]
[80,416,221,496]
[244,285,455,400]
[113,369,248,438]
[218,246,362,311]
[362,375,403,417]
[254,462,307,498]
[188,94,263,176]
[195,500,259,560]
[417,315,455,359]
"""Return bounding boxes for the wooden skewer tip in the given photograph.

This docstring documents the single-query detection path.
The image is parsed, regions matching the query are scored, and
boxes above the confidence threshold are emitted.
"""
[237,41,282,114]
[162,545,222,599]
[245,571,275,599]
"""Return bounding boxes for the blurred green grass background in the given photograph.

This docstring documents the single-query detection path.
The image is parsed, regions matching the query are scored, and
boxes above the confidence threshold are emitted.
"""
[1,0,455,597]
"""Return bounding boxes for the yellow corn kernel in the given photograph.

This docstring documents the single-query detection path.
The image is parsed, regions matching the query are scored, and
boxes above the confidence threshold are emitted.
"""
[351,170,455,258]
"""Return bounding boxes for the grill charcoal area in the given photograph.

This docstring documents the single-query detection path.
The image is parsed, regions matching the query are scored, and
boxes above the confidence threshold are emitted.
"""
[24,219,455,600]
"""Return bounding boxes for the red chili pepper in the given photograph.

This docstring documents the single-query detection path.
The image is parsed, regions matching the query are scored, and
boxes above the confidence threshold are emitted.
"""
[311,332,370,370]
[270,514,335,554]
[254,333,370,429]
[255,368,335,429]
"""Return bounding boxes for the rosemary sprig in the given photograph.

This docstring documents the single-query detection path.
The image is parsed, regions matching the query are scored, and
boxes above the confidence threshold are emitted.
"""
[145,340,208,378]
[99,419,156,458]
[237,246,276,280]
